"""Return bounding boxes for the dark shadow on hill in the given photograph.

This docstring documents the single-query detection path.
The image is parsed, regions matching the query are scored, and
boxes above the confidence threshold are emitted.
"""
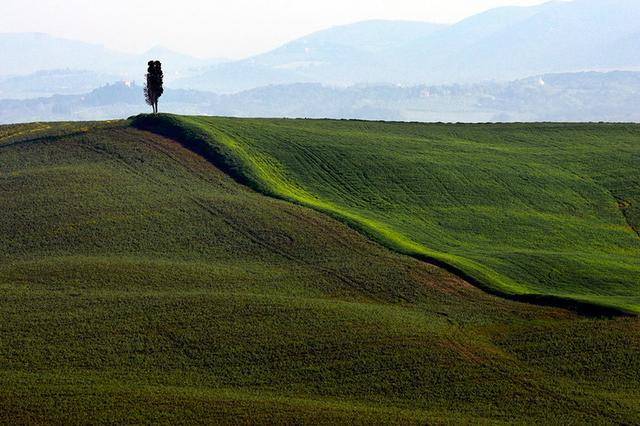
[130,113,635,319]
[410,253,632,318]
[130,114,268,194]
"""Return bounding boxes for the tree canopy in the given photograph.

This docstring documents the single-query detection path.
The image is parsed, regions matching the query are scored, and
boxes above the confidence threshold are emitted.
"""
[144,61,164,114]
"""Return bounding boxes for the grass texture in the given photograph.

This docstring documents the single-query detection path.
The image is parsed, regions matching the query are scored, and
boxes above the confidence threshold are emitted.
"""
[0,120,638,423]
[134,115,640,314]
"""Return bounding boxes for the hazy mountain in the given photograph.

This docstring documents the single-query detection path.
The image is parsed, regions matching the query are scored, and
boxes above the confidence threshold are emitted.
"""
[0,33,124,77]
[0,33,223,80]
[253,20,447,66]
[175,0,640,91]
[3,71,639,124]
[400,0,640,82]
[4,1,639,97]
[173,20,447,92]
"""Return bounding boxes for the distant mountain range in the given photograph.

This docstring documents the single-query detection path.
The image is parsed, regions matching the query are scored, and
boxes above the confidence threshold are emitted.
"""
[2,0,640,97]
[174,0,640,92]
[2,71,639,124]
[173,20,447,92]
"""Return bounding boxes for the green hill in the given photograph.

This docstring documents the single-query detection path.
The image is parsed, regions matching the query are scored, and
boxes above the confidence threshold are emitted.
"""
[0,119,639,423]
[133,115,640,314]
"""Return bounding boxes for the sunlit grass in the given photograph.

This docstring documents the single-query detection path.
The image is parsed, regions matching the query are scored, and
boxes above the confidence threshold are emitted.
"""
[145,115,640,313]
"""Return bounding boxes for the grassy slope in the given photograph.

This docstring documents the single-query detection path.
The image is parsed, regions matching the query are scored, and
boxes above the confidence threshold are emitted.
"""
[140,115,640,314]
[0,121,639,423]
[0,122,471,424]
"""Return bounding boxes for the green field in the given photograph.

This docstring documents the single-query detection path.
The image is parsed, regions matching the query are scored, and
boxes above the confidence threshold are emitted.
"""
[1,119,639,423]
[133,115,640,314]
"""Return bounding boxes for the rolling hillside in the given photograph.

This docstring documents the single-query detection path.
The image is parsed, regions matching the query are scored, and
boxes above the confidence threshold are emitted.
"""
[1,119,639,423]
[133,115,640,314]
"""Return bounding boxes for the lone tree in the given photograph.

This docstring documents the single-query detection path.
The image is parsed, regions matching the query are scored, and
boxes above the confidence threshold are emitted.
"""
[144,60,164,114]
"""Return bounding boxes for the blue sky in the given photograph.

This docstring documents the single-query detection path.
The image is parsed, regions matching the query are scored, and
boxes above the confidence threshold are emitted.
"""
[2,0,554,58]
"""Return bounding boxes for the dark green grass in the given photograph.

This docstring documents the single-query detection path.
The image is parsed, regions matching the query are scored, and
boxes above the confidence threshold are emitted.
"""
[1,121,639,423]
[138,115,640,314]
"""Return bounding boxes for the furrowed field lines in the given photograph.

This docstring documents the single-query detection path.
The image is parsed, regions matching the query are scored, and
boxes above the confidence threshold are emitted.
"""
[1,120,639,423]
[135,115,640,314]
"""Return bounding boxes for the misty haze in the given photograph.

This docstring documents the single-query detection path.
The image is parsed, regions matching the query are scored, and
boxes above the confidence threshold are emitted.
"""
[2,0,640,123]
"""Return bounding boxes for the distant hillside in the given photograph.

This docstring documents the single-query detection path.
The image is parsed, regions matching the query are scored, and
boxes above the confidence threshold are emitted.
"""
[4,1,640,95]
[175,20,446,93]
[209,72,640,122]
[3,71,640,124]
[389,0,640,83]
[0,82,219,123]
[175,0,640,91]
